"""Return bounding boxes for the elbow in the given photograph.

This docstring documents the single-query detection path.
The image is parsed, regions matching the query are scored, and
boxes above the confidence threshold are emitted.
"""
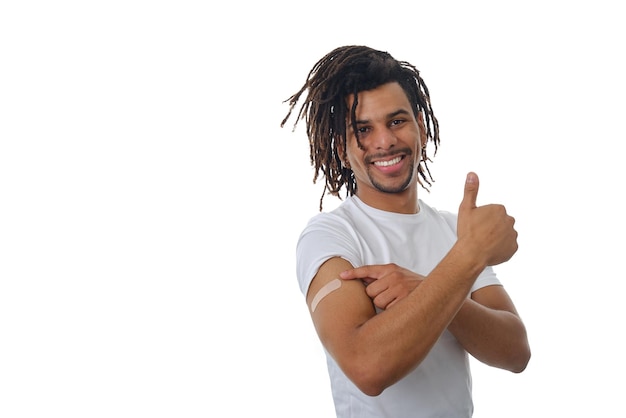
[346,361,397,397]
[336,345,428,397]
[359,381,386,398]
[352,375,386,397]
[503,324,532,373]
[517,348,532,374]
[484,341,531,374]
[509,344,532,374]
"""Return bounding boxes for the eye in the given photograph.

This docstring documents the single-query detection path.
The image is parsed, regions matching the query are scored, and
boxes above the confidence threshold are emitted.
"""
[390,119,405,127]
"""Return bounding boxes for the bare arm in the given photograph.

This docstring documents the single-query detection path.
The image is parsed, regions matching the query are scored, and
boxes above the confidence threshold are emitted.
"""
[308,246,485,396]
[358,268,530,373]
[448,285,530,372]
[306,173,526,395]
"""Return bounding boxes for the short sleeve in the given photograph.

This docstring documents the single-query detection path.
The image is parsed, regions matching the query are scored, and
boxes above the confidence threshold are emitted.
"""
[295,213,362,296]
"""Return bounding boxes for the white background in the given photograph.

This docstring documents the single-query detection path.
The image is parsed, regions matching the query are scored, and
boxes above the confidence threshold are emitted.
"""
[1,1,624,417]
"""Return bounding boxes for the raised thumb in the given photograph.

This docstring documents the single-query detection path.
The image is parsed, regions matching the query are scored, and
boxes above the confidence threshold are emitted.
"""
[460,172,479,211]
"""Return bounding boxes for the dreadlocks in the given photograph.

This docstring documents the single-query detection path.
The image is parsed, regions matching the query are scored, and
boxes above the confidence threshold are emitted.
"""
[281,45,440,211]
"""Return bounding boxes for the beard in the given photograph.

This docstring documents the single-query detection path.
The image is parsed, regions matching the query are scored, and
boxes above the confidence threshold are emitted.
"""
[367,157,415,194]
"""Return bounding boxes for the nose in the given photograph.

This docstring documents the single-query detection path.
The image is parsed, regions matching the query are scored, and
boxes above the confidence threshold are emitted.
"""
[370,127,397,150]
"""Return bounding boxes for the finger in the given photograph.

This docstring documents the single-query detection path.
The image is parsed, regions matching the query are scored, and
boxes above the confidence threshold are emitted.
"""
[364,279,387,298]
[361,277,376,285]
[372,292,395,310]
[459,172,479,213]
[340,265,385,280]
[385,298,399,310]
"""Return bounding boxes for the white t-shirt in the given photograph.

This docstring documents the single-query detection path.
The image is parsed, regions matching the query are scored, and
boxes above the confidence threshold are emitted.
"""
[296,196,501,418]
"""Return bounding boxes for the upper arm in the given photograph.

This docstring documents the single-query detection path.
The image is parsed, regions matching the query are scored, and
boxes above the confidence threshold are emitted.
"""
[471,284,520,316]
[306,257,377,361]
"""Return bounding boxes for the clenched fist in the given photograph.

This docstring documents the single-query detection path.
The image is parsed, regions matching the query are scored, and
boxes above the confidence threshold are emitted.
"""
[456,172,518,267]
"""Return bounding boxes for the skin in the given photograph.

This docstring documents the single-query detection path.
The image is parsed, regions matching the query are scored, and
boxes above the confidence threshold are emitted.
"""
[306,82,530,396]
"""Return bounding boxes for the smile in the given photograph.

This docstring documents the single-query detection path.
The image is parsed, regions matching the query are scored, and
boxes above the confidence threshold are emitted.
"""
[373,156,403,167]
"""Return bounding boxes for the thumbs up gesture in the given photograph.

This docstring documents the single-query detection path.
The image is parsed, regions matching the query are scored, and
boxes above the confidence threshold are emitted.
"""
[457,172,518,267]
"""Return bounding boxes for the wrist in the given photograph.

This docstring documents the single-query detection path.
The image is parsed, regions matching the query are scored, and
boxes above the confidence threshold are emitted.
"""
[450,237,488,279]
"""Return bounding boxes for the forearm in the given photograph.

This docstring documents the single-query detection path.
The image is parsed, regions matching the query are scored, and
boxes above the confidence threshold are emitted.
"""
[342,244,486,394]
[447,297,530,372]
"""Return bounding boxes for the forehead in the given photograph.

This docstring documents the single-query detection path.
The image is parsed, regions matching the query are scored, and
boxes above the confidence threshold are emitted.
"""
[346,82,412,118]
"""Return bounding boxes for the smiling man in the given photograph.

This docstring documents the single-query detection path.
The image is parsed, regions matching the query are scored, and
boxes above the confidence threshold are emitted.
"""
[343,82,424,213]
[281,45,530,418]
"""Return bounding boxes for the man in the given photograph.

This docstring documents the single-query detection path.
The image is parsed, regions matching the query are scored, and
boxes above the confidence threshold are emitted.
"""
[281,45,530,417]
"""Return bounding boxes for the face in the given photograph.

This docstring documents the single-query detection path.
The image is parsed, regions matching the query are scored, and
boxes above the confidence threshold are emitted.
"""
[343,82,426,209]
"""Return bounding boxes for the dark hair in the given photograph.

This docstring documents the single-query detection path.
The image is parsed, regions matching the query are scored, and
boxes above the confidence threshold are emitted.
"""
[281,45,440,210]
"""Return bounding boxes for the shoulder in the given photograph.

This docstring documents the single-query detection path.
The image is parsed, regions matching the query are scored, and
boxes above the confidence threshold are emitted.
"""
[296,199,364,294]
[300,198,360,235]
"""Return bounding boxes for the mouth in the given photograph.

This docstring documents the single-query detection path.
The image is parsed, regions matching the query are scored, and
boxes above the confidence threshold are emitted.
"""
[372,155,404,167]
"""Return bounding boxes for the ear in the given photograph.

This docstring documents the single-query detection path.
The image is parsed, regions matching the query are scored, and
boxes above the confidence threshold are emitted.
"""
[336,136,351,169]
[416,112,427,150]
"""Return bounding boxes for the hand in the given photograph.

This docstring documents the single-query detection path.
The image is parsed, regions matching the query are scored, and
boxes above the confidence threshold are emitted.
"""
[457,172,518,266]
[340,263,425,310]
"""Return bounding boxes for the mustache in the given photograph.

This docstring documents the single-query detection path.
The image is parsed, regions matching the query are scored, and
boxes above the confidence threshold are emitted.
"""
[364,147,413,165]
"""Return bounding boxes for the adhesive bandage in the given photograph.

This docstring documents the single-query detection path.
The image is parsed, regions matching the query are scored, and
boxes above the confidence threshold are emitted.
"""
[310,278,342,313]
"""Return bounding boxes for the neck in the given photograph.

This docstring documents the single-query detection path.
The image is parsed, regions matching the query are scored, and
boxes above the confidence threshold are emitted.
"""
[356,188,419,214]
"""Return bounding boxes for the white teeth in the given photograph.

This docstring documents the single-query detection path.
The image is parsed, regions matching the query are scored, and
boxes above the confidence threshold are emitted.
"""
[374,156,402,167]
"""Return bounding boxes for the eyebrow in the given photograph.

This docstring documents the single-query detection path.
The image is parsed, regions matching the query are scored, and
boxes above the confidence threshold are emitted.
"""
[354,109,412,125]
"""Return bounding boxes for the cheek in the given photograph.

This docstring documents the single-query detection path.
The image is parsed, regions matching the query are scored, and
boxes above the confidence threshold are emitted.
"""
[346,145,365,167]
[344,142,358,163]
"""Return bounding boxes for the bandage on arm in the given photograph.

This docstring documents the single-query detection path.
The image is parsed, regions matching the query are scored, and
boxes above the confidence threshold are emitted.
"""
[310,278,342,313]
